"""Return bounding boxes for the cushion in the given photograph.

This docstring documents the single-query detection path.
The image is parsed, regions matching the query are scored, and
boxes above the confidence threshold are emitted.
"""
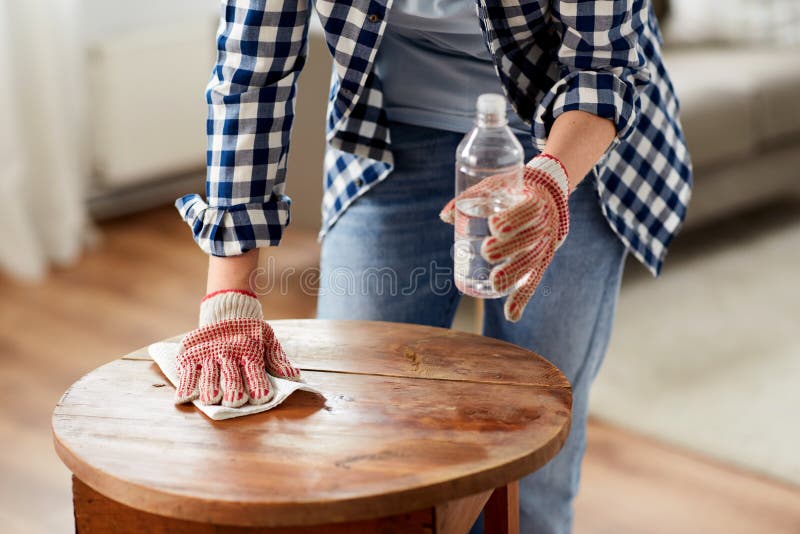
[662,0,800,47]
[663,46,800,170]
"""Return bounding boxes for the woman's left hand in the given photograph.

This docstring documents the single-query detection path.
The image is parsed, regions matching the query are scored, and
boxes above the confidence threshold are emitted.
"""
[440,154,571,322]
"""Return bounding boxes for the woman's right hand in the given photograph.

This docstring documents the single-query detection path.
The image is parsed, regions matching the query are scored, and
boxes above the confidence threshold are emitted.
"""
[174,290,301,407]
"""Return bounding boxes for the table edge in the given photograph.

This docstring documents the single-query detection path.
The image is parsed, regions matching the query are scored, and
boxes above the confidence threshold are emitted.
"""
[53,407,570,527]
[52,321,573,526]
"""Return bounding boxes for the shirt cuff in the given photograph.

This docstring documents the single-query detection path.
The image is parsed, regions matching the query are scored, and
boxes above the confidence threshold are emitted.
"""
[532,70,640,152]
[175,193,291,256]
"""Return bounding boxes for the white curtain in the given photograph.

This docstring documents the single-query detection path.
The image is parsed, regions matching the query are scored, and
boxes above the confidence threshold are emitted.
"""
[0,0,92,281]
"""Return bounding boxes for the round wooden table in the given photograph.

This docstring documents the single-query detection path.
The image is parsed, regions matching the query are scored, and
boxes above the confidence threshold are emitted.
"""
[53,320,571,533]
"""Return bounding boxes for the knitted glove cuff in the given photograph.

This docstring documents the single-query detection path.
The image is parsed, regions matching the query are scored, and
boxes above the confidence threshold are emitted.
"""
[199,289,262,327]
[524,154,571,247]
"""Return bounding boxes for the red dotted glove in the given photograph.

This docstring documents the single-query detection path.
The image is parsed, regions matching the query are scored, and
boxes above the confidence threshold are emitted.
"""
[174,290,302,407]
[440,154,571,322]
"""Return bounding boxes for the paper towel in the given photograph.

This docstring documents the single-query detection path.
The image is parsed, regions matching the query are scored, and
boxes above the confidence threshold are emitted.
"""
[148,341,324,421]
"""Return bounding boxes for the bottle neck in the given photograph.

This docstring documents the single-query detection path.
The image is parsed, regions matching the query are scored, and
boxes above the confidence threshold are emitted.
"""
[476,112,507,128]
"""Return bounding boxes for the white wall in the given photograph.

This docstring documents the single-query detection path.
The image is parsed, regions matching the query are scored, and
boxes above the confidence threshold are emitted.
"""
[83,0,220,190]
[82,0,330,231]
[81,0,220,44]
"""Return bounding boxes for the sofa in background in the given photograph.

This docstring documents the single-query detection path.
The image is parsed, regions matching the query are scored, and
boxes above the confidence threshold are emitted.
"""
[665,45,800,230]
[89,6,800,241]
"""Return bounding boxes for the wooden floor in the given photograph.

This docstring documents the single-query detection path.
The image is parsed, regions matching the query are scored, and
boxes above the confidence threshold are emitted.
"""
[1,206,798,533]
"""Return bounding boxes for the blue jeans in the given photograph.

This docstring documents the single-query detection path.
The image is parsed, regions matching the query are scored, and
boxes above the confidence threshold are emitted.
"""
[317,121,627,534]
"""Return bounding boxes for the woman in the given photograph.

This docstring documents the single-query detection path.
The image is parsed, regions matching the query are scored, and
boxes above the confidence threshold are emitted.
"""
[173,1,691,532]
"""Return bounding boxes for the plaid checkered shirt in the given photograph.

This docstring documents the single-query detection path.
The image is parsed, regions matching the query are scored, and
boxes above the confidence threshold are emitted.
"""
[175,0,692,276]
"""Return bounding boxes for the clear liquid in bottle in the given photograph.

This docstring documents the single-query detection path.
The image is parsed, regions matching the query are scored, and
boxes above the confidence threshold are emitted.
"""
[453,94,525,298]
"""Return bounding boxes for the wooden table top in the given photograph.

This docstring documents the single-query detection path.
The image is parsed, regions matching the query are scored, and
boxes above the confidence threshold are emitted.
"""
[52,320,571,527]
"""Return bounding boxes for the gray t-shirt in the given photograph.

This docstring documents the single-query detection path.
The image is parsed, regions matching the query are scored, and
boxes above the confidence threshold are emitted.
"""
[374,0,530,135]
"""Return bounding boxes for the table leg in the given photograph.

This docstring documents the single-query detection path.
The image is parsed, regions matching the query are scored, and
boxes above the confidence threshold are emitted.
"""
[483,481,519,534]
[434,489,493,533]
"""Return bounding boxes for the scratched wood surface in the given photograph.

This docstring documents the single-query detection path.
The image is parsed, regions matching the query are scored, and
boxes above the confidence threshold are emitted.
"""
[52,320,571,527]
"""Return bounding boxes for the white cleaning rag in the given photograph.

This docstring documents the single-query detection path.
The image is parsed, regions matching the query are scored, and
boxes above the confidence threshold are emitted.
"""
[148,341,324,421]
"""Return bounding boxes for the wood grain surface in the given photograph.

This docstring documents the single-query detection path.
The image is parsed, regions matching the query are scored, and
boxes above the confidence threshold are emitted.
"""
[52,320,571,527]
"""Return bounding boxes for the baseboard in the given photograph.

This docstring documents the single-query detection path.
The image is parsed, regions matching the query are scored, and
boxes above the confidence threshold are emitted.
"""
[88,171,204,220]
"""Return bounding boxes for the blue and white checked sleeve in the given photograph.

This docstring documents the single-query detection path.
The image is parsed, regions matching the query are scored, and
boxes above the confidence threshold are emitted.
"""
[175,0,311,256]
[532,0,651,150]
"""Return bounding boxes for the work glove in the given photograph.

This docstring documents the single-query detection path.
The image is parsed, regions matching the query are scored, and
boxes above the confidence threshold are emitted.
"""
[174,289,302,407]
[440,154,570,322]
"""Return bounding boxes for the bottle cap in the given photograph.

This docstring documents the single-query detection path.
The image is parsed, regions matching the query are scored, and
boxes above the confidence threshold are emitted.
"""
[477,93,506,121]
